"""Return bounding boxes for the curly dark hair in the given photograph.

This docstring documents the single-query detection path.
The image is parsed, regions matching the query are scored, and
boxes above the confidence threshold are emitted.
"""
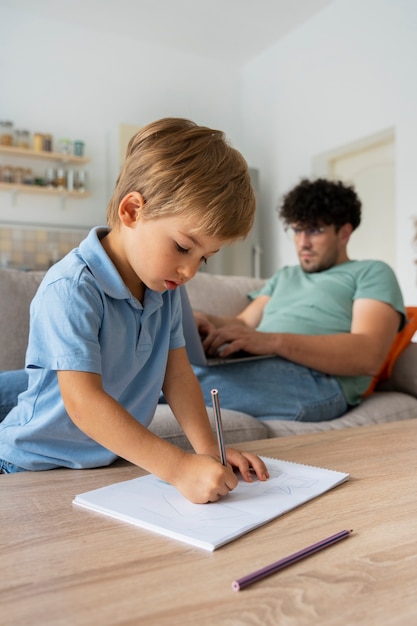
[278,178,362,231]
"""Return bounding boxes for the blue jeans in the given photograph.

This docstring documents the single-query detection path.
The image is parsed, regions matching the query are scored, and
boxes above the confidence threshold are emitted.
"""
[0,369,28,422]
[3,360,347,426]
[0,371,29,472]
[191,357,348,421]
[0,459,26,473]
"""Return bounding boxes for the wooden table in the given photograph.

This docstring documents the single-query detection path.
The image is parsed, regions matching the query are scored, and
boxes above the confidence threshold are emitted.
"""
[2,419,417,626]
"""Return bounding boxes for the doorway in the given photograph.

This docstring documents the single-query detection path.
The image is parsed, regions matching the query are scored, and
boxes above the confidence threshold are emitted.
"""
[312,129,396,271]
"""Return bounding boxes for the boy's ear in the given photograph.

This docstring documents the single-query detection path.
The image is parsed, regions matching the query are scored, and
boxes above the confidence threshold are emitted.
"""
[118,192,145,226]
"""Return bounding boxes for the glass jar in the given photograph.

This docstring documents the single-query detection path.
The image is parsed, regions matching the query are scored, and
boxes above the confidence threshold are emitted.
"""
[73,140,85,157]
[14,129,30,149]
[14,167,25,184]
[45,168,56,188]
[23,168,34,185]
[33,133,43,152]
[59,138,72,155]
[43,134,53,152]
[2,165,13,183]
[66,169,75,191]
[75,170,86,192]
[0,121,14,146]
[56,168,66,190]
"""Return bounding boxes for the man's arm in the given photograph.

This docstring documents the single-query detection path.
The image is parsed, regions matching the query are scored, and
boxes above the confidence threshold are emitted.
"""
[201,298,401,377]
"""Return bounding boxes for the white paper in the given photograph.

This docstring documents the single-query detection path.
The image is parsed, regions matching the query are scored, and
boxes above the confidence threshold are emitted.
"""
[73,457,349,551]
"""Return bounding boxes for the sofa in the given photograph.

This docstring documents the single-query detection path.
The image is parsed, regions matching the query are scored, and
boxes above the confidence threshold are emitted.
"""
[1,267,417,450]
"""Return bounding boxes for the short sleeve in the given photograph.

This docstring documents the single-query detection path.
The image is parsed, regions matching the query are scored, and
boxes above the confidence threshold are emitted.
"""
[27,275,104,373]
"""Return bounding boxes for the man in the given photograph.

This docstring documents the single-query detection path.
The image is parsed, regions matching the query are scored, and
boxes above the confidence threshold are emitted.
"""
[192,178,405,422]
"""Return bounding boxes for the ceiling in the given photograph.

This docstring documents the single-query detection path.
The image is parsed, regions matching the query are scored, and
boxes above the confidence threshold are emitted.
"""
[3,0,336,64]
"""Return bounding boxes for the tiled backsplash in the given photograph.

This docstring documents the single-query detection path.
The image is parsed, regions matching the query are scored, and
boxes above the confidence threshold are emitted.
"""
[0,224,89,270]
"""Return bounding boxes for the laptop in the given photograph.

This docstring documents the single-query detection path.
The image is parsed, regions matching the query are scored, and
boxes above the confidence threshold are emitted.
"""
[179,286,275,366]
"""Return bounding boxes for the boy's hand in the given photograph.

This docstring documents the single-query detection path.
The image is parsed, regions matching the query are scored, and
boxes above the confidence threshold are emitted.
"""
[172,453,238,503]
[171,449,269,504]
[225,447,269,483]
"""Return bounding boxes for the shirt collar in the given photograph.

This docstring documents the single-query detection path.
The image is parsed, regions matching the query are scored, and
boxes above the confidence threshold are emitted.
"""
[78,227,163,311]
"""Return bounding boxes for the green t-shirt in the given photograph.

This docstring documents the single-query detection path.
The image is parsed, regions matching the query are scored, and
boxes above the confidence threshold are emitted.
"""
[250,260,405,406]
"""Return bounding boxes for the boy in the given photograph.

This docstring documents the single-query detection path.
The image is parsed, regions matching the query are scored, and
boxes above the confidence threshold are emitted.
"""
[0,118,268,501]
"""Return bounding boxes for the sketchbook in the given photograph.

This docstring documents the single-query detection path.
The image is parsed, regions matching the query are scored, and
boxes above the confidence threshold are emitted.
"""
[73,457,349,552]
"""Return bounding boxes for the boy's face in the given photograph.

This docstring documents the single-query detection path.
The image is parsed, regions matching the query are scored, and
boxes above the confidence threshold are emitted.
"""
[125,213,226,292]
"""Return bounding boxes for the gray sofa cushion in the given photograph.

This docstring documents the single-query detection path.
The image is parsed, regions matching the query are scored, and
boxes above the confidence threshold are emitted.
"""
[261,391,417,437]
[150,404,268,450]
[1,267,416,447]
[186,272,264,316]
[0,268,45,370]
[376,343,417,397]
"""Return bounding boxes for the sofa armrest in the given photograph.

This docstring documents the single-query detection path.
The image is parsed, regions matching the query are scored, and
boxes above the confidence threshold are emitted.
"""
[376,342,417,398]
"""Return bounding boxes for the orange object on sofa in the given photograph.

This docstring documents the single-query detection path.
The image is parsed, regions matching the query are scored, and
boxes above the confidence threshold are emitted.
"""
[363,307,417,396]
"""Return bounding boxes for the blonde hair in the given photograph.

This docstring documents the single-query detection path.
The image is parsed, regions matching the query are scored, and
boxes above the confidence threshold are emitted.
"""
[106,118,255,240]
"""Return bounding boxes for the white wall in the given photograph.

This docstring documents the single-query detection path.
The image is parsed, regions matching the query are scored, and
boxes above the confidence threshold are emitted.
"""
[241,0,417,304]
[0,6,243,230]
[2,1,417,304]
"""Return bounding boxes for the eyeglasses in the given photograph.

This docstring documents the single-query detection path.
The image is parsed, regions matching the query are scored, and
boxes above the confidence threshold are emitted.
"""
[285,225,327,239]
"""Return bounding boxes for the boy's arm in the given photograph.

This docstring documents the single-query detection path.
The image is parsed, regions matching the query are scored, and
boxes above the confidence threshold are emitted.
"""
[162,347,269,481]
[162,347,220,456]
[57,369,236,503]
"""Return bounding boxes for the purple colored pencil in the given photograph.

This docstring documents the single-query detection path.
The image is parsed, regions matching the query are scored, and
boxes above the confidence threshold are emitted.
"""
[232,529,353,591]
[211,389,227,466]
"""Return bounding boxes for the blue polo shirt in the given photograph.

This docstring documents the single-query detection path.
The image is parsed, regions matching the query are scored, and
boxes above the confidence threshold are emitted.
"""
[0,227,184,470]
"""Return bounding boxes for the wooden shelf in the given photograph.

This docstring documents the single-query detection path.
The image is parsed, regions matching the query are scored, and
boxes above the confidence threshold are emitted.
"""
[0,143,91,204]
[0,144,90,164]
[0,182,90,198]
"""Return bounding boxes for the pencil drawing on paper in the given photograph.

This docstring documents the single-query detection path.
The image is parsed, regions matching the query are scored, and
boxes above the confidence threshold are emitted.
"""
[151,469,320,521]
[74,456,349,551]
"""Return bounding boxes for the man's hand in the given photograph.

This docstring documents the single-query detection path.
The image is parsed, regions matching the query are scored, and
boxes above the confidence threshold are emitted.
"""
[193,311,216,339]
[202,324,272,357]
